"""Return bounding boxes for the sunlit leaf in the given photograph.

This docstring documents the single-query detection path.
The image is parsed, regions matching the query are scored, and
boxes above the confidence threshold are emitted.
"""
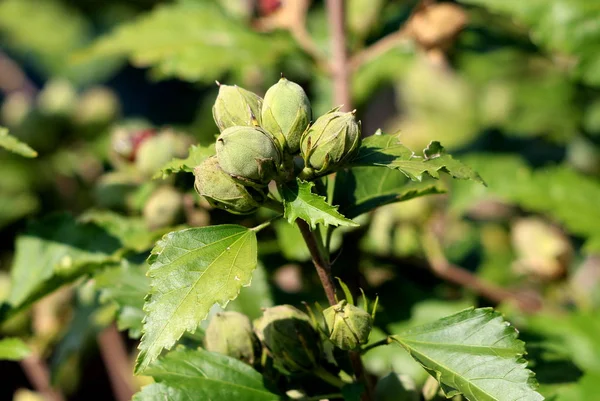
[351,132,485,184]
[135,225,258,373]
[0,128,37,158]
[0,337,31,361]
[279,179,358,229]
[392,308,543,401]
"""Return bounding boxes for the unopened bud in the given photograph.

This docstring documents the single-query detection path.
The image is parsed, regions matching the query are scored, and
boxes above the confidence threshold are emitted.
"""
[323,300,372,350]
[254,305,322,372]
[262,77,311,153]
[216,126,282,186]
[143,186,184,229]
[194,156,266,215]
[300,110,361,175]
[212,84,263,131]
[204,311,261,365]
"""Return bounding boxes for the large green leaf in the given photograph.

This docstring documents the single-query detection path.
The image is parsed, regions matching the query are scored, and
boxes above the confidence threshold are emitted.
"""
[133,347,280,401]
[95,261,149,338]
[460,0,600,86]
[78,2,288,82]
[135,225,258,373]
[392,308,543,401]
[154,143,215,179]
[351,132,485,184]
[4,214,120,319]
[333,166,446,219]
[0,128,37,158]
[0,337,31,361]
[279,179,358,229]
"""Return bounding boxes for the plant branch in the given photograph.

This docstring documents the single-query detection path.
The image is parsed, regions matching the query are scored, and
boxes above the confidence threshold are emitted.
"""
[297,220,337,306]
[97,324,135,401]
[19,354,65,401]
[349,30,410,71]
[326,0,351,109]
[420,228,542,313]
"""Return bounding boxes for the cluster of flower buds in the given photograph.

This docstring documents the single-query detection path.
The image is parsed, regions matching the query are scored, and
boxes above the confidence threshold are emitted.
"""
[205,298,375,374]
[193,78,362,215]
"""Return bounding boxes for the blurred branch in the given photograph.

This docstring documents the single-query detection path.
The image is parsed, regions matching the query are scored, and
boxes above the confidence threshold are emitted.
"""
[0,50,37,98]
[19,354,65,401]
[97,324,135,401]
[420,226,542,313]
[326,0,351,110]
[350,30,410,72]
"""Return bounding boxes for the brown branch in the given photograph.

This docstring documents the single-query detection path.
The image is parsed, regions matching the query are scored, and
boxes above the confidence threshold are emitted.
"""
[296,220,337,306]
[0,50,37,98]
[421,228,542,313]
[326,0,351,110]
[19,354,65,401]
[349,30,410,71]
[97,324,135,401]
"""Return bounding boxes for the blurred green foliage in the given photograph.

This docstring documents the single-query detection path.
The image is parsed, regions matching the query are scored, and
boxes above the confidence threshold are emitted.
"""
[0,0,599,400]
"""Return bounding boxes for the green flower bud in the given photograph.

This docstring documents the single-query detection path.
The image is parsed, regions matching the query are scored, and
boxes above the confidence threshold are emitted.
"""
[143,186,184,229]
[262,77,312,153]
[254,305,322,372]
[323,300,372,350]
[204,311,261,365]
[212,84,263,131]
[300,110,361,175]
[216,126,282,186]
[194,156,266,215]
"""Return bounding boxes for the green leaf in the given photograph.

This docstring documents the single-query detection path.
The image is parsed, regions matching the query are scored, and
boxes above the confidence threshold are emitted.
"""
[333,166,446,219]
[279,179,358,229]
[154,143,215,179]
[133,347,280,401]
[351,132,485,184]
[4,213,120,320]
[0,0,120,83]
[78,2,288,83]
[459,0,600,86]
[0,192,39,230]
[227,263,273,321]
[135,225,258,373]
[0,128,37,158]
[0,337,31,361]
[94,262,149,338]
[392,307,543,401]
[79,210,167,253]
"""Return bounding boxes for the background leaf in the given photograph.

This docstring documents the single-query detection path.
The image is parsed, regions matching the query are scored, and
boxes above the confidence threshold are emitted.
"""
[0,338,31,361]
[78,2,289,82]
[279,179,358,229]
[4,213,120,319]
[392,308,543,401]
[94,261,149,338]
[0,128,37,158]
[135,225,258,373]
[133,347,280,401]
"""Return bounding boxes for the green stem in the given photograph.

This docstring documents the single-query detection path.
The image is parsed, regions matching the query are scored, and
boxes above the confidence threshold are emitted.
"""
[302,393,343,401]
[251,215,281,232]
[360,337,393,354]
[263,197,284,214]
[313,366,348,388]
